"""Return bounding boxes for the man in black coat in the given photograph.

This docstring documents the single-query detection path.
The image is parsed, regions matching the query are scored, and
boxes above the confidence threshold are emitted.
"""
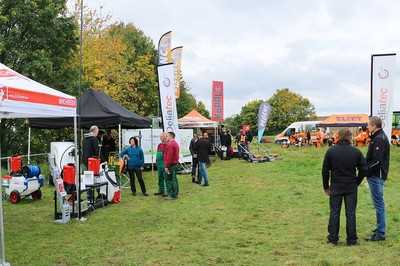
[322,128,367,246]
[365,116,390,241]
[195,132,211,186]
[82,125,100,169]
[189,133,199,183]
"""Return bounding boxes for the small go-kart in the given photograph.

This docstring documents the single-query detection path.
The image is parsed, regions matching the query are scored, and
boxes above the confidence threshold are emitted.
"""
[2,156,44,204]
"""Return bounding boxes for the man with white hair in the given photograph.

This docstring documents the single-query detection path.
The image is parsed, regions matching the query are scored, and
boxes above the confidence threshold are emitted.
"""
[82,125,100,169]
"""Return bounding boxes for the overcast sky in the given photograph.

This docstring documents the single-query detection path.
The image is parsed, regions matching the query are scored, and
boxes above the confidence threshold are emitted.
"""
[85,0,400,117]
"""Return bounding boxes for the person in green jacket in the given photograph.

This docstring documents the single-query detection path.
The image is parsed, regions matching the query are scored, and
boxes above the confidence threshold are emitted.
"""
[154,133,168,196]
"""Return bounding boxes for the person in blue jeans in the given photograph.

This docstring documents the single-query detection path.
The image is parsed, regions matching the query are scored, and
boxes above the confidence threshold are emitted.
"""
[195,132,211,186]
[366,116,390,241]
[120,137,148,196]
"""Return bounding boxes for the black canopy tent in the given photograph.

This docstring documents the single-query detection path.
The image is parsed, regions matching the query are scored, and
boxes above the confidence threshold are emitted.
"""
[29,89,151,154]
[29,89,151,129]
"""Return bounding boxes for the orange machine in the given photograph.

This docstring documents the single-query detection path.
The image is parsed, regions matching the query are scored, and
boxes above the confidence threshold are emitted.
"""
[392,128,400,145]
[315,130,325,148]
[355,130,369,146]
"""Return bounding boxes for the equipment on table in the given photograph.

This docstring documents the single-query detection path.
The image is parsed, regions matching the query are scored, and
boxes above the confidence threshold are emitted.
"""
[53,164,89,221]
[88,157,101,176]
[3,156,45,204]
[49,142,75,185]
[98,162,121,203]
[62,163,76,195]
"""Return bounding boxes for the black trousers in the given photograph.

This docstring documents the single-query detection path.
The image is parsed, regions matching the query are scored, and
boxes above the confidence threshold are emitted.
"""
[191,157,198,177]
[128,169,146,194]
[328,190,358,243]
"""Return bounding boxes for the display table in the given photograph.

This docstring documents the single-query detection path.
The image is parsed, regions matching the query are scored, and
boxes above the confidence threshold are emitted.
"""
[53,181,109,220]
[86,181,108,209]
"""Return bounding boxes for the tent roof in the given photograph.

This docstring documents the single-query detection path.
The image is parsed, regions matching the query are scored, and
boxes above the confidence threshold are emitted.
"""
[0,63,76,118]
[29,89,151,129]
[317,114,369,127]
[178,109,218,128]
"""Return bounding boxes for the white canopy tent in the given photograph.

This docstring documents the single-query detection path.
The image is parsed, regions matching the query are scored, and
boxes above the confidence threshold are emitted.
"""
[0,63,77,265]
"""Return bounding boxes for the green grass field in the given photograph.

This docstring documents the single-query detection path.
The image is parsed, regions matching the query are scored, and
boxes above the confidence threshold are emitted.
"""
[3,144,400,266]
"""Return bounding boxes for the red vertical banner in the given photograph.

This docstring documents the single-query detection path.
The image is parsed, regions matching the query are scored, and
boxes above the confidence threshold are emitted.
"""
[212,81,224,122]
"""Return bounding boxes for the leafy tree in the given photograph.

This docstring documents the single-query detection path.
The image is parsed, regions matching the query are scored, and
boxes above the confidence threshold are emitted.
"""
[196,101,210,119]
[176,80,211,118]
[0,0,78,157]
[239,99,264,133]
[107,23,158,116]
[224,114,242,135]
[73,4,159,116]
[267,88,316,132]
[176,84,196,118]
[224,88,316,136]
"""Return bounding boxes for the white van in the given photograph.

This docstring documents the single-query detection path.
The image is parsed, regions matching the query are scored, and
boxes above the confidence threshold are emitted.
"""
[275,121,321,144]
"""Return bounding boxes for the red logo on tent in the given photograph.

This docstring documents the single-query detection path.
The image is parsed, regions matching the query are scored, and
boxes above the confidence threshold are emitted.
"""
[0,87,5,104]
[0,69,16,78]
[58,98,76,107]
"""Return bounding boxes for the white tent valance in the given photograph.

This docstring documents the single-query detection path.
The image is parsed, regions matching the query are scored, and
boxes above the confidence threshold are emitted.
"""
[179,122,218,128]
[0,63,76,118]
[178,109,219,129]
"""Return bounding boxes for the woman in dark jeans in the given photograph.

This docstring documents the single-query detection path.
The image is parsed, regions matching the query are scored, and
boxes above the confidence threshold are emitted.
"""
[120,137,148,196]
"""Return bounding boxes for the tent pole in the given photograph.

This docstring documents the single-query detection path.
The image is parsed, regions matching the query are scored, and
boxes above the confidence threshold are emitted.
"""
[151,124,154,175]
[28,127,31,164]
[74,115,81,220]
[118,124,122,155]
[0,119,10,266]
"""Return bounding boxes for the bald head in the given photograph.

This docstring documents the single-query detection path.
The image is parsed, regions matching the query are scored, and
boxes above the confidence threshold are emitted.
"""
[90,125,99,137]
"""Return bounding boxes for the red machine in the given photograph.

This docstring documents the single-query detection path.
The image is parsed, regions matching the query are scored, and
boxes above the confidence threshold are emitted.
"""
[9,155,22,174]
[62,164,76,185]
[88,158,101,175]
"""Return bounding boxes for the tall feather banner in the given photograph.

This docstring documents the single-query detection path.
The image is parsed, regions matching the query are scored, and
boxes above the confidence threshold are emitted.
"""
[257,102,272,143]
[171,46,183,98]
[158,31,172,65]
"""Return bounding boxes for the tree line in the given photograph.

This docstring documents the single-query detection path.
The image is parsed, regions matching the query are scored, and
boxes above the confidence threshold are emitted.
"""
[224,88,316,136]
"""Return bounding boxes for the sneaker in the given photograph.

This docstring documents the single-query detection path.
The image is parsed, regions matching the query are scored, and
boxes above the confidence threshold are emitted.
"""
[203,183,209,187]
[366,233,385,241]
[365,232,386,241]
[154,192,163,196]
[143,193,149,197]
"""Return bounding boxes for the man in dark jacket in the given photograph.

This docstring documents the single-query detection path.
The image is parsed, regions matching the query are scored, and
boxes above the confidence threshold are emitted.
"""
[195,132,211,186]
[189,133,199,183]
[322,128,367,246]
[366,116,390,241]
[101,130,116,162]
[82,125,100,169]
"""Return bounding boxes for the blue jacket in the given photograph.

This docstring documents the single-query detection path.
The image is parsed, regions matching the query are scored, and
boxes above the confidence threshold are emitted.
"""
[120,146,144,169]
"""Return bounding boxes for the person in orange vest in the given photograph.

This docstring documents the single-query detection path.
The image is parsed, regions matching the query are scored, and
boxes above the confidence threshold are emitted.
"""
[333,132,339,145]
[362,128,370,144]
[355,128,364,146]
[355,128,369,146]
[316,129,325,148]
